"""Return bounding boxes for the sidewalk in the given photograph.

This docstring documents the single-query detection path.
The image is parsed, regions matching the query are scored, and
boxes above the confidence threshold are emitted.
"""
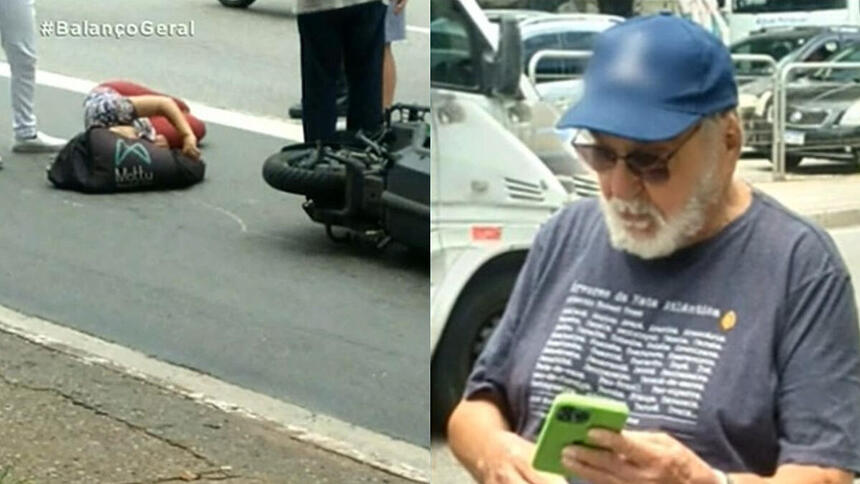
[0,329,413,484]
[738,157,860,229]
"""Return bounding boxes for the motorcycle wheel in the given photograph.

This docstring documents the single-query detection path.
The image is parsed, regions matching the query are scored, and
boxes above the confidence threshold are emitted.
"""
[262,149,345,203]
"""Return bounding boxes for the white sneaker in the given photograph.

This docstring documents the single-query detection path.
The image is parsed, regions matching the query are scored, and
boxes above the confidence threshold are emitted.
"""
[12,131,67,153]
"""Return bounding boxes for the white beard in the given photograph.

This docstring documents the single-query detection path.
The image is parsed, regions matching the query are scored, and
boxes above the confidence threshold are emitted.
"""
[599,160,723,260]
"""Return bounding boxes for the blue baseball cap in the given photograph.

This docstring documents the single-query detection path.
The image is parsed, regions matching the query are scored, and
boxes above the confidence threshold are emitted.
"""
[557,13,738,142]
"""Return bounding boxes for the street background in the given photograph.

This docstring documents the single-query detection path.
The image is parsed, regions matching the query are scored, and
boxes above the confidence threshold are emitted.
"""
[0,1,431,481]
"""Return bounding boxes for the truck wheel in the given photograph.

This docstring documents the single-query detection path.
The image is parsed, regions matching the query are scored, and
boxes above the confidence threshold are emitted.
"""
[431,262,522,433]
[218,0,256,7]
[262,149,345,202]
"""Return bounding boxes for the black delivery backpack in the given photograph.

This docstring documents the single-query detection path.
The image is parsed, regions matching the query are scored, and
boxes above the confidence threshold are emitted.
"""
[47,127,205,193]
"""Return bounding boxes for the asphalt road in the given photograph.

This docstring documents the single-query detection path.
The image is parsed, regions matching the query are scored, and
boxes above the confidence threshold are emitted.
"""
[0,0,430,448]
[26,0,430,119]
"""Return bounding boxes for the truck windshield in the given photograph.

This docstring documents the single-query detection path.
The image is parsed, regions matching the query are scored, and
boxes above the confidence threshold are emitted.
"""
[733,0,846,13]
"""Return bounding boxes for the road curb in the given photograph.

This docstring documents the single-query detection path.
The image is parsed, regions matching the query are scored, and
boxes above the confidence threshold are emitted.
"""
[803,208,860,230]
[0,305,430,483]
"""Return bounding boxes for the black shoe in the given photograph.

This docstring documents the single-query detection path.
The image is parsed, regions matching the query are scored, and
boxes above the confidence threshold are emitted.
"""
[288,94,350,120]
[288,102,303,119]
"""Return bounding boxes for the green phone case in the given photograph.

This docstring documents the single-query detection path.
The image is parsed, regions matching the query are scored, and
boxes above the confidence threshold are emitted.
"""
[531,392,630,476]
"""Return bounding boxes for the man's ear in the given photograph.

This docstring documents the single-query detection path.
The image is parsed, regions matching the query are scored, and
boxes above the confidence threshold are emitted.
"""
[723,111,743,158]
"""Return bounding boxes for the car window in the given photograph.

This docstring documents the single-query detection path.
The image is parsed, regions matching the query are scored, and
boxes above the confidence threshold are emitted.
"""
[431,0,482,90]
[731,36,807,59]
[524,32,563,61]
[555,31,597,78]
[562,31,599,50]
[731,34,809,76]
[524,32,567,82]
[524,30,601,82]
[813,43,860,81]
[797,39,841,64]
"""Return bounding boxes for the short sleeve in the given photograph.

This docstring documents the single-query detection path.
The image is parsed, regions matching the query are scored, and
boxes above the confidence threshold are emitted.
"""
[83,88,138,129]
[776,269,860,473]
[463,227,548,406]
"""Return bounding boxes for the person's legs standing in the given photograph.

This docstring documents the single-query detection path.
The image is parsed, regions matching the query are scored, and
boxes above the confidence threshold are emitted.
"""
[383,0,406,110]
[0,0,65,153]
[382,47,395,110]
[0,0,36,140]
[297,10,345,143]
[342,1,386,135]
[287,64,347,120]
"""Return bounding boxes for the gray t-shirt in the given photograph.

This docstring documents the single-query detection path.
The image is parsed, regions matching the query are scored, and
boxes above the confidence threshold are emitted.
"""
[465,192,860,478]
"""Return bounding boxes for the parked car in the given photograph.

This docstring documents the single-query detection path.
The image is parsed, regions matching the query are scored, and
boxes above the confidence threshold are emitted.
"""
[740,40,860,169]
[731,25,860,85]
[484,11,622,83]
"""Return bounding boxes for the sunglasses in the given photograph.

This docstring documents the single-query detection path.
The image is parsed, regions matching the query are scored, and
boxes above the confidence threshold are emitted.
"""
[571,124,702,184]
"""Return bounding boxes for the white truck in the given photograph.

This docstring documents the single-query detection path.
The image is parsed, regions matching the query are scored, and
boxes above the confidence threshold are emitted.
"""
[430,0,593,429]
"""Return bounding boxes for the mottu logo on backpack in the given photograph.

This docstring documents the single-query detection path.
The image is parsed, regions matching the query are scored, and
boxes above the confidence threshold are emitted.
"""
[114,139,154,187]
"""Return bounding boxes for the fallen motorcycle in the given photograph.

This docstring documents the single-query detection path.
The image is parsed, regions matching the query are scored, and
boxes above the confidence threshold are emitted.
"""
[262,104,430,252]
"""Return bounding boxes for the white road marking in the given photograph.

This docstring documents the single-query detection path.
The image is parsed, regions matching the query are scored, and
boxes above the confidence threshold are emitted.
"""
[61,199,85,208]
[0,304,429,482]
[0,62,307,142]
[191,199,249,233]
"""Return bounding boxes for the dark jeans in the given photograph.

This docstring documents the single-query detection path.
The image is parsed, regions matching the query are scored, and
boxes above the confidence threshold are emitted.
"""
[297,2,386,143]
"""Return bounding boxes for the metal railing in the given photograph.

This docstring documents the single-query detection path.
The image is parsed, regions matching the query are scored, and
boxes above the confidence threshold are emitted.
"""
[529,52,776,88]
[773,61,860,180]
[731,53,777,84]
[527,49,591,86]
[729,54,779,180]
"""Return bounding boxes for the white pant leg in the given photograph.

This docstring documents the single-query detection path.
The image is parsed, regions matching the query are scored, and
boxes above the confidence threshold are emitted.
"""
[0,0,37,139]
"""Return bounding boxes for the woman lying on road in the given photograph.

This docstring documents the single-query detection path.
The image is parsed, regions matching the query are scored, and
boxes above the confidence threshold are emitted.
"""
[83,80,206,160]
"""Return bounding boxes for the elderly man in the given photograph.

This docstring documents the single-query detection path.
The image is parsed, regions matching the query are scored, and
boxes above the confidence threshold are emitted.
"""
[447,13,860,484]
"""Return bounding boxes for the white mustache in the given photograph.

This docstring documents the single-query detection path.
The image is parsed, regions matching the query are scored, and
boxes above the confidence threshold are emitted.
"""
[606,198,665,226]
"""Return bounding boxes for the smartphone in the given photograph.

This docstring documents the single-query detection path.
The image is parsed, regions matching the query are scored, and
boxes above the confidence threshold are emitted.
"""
[531,392,630,476]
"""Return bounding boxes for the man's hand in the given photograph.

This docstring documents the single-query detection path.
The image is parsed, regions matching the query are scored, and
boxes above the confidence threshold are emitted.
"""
[561,430,719,484]
[393,0,407,14]
[478,431,566,484]
[181,133,201,160]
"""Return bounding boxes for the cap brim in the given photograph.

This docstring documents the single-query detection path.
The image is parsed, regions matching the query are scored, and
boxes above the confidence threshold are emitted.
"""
[557,94,702,143]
